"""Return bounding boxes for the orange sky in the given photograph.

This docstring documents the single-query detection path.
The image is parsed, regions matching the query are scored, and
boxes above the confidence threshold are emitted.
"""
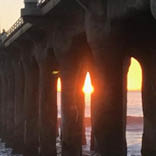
[57,57,142,93]
[127,58,142,91]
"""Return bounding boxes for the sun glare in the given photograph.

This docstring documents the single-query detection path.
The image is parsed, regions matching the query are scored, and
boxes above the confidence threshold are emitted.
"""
[83,72,94,94]
[57,77,61,92]
[127,58,142,91]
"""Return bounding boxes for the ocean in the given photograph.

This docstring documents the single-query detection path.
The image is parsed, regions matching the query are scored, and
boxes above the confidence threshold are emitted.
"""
[83,91,143,156]
[0,91,142,156]
[126,91,143,156]
[57,91,143,156]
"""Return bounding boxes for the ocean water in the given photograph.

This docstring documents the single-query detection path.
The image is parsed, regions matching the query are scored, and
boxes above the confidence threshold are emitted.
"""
[57,91,143,155]
[127,91,143,117]
[0,91,142,156]
[82,91,143,156]
[0,139,22,156]
[126,91,143,156]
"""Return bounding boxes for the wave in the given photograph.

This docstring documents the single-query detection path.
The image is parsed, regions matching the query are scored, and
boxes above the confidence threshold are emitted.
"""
[58,116,143,128]
[83,116,143,127]
[127,116,143,125]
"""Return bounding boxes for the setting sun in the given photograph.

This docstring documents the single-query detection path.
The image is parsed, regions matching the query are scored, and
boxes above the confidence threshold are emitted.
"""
[127,58,142,91]
[57,77,61,92]
[83,72,94,94]
[83,72,93,117]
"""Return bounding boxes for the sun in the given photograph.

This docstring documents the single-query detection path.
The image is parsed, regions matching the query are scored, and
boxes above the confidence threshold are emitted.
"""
[83,72,94,94]
[127,57,142,91]
[57,77,61,92]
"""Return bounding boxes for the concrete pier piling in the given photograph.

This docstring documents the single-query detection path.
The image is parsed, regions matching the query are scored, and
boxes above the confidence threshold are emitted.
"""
[38,49,58,156]
[22,55,39,156]
[5,58,15,148]
[141,52,156,156]
[91,48,127,156]
[11,49,25,154]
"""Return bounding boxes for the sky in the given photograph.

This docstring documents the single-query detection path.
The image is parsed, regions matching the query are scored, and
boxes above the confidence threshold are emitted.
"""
[0,0,24,31]
[57,57,142,93]
[127,58,142,91]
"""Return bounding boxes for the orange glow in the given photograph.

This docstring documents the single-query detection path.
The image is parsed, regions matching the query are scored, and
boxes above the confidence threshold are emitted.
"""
[83,72,94,94]
[57,77,61,92]
[83,72,93,118]
[127,58,142,91]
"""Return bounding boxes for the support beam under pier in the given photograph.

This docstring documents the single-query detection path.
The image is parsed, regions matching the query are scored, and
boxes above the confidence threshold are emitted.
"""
[39,60,57,156]
[55,34,89,156]
[12,59,25,154]
[141,51,156,156]
[5,59,16,148]
[22,55,39,156]
[91,47,127,156]
[0,58,8,141]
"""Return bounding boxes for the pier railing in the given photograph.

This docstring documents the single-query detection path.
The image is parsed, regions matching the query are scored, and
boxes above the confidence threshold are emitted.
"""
[0,0,60,45]
[38,0,60,7]
[38,0,50,6]
[6,18,24,38]
[0,17,24,43]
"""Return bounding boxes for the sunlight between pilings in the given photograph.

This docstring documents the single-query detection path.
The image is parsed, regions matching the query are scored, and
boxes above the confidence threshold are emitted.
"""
[126,57,143,155]
[56,72,94,153]
[55,60,144,155]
